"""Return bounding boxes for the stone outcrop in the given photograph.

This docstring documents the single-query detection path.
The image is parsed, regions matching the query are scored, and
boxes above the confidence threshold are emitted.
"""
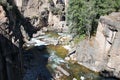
[76,12,120,78]
[15,0,68,32]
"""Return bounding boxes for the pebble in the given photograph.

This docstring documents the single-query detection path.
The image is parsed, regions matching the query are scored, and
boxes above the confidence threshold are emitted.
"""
[73,78,77,80]
[65,57,70,61]
[80,76,85,80]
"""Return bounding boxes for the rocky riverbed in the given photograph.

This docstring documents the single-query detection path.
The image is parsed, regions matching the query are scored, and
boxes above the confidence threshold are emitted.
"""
[23,31,118,80]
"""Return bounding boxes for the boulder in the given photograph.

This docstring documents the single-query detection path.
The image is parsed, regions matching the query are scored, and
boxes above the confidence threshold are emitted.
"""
[76,12,120,78]
[0,5,7,23]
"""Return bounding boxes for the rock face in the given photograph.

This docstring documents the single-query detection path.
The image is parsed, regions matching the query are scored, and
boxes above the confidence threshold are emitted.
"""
[0,6,7,22]
[16,0,68,32]
[0,1,53,79]
[0,4,23,80]
[14,0,22,8]
[76,12,120,78]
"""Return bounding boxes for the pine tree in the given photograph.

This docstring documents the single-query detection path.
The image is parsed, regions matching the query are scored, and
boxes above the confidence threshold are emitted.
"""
[67,0,120,38]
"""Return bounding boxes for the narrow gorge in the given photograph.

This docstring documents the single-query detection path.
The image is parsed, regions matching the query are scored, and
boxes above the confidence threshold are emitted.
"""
[0,0,120,80]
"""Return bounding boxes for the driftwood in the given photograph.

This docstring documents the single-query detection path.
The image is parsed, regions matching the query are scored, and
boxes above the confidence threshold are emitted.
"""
[54,64,70,76]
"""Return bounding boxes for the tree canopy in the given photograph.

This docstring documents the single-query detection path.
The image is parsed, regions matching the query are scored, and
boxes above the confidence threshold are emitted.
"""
[67,0,120,38]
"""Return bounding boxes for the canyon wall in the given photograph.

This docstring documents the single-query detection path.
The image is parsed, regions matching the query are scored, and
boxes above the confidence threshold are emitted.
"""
[0,0,68,80]
[76,12,120,78]
[20,0,68,33]
[1,0,120,79]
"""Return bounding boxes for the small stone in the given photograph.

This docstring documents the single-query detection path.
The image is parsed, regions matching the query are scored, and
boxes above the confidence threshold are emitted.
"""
[73,78,77,80]
[65,57,70,61]
[80,76,85,80]
[42,27,48,32]
[70,54,76,61]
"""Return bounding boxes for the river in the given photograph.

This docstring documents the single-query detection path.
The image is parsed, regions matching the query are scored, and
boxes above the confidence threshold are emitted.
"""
[23,31,118,80]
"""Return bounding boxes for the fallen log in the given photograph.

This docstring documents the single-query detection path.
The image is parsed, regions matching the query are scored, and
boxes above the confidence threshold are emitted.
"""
[52,64,70,76]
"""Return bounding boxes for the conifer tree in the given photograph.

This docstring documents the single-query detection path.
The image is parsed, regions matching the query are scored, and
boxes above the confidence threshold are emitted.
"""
[67,0,120,38]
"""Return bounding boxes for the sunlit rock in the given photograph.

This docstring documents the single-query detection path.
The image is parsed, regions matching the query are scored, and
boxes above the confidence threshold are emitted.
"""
[76,12,120,78]
[80,76,85,80]
[64,56,70,61]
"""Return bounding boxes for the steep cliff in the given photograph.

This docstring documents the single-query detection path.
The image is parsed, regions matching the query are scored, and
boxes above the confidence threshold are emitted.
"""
[17,0,68,33]
[0,0,68,80]
[76,12,120,78]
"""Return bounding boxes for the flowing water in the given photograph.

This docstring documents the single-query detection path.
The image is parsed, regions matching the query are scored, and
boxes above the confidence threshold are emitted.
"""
[23,31,118,80]
[47,45,99,80]
[45,32,118,80]
[46,45,118,80]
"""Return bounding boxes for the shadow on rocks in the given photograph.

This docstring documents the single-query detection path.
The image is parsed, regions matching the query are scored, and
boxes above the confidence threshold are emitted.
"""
[99,70,120,80]
[23,45,53,80]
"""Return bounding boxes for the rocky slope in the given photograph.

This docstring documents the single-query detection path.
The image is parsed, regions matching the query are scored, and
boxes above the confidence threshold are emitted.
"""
[76,12,120,78]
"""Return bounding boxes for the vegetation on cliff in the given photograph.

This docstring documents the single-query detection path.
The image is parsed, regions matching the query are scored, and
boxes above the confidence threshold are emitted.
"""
[67,0,120,38]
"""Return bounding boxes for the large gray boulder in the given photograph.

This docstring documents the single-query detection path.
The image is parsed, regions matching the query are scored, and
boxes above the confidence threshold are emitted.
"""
[76,12,120,78]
